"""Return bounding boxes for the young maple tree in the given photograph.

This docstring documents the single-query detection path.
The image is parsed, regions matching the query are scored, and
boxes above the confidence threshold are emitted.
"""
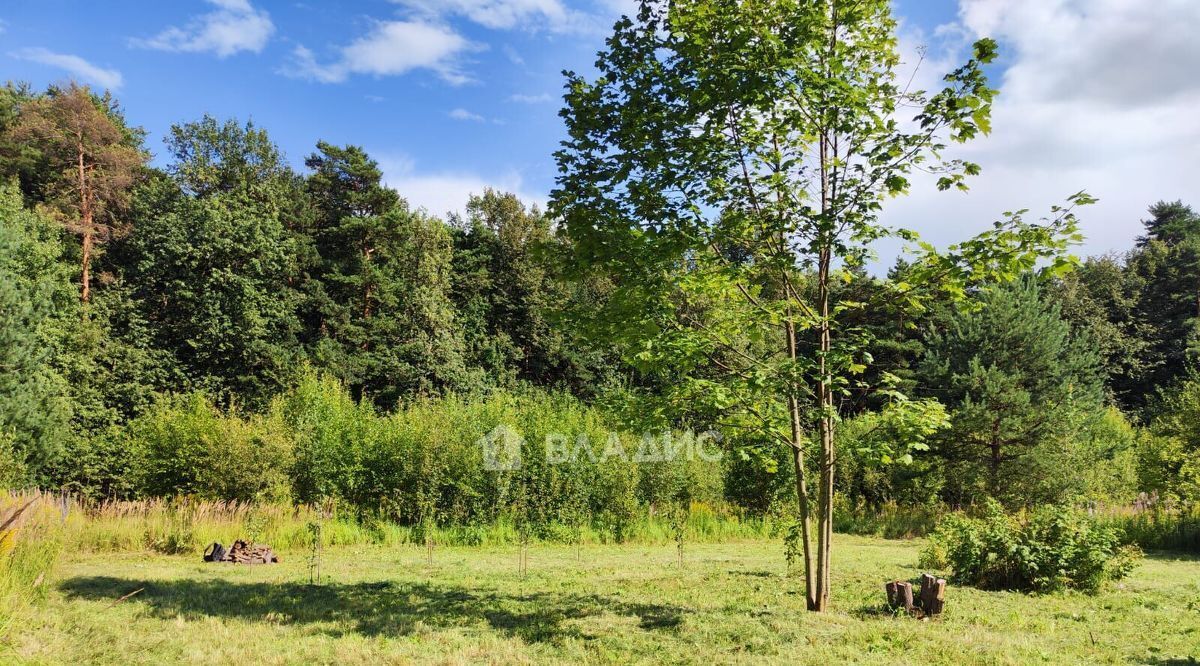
[552,0,1086,610]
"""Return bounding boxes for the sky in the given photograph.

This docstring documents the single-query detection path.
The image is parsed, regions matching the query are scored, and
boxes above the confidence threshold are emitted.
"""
[2,0,1198,259]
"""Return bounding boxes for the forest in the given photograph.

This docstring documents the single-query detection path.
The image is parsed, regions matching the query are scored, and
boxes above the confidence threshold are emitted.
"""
[1,0,1199,662]
[2,79,1197,537]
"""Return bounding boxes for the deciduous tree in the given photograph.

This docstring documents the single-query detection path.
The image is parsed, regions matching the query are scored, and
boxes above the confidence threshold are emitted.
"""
[553,0,1082,610]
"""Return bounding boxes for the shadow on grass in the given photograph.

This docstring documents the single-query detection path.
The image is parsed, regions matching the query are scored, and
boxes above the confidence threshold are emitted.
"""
[58,576,684,643]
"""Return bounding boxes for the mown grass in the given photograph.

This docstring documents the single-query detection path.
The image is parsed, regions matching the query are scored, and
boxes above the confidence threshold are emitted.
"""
[9,535,1199,664]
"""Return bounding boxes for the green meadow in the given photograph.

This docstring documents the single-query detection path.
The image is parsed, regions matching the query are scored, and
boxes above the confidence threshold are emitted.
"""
[12,536,1199,665]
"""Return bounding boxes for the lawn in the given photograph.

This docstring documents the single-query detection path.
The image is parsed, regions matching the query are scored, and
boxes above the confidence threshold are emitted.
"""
[10,535,1200,665]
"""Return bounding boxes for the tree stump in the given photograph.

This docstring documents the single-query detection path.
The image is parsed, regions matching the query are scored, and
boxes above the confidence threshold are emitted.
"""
[919,573,946,617]
[885,575,946,617]
[885,580,915,614]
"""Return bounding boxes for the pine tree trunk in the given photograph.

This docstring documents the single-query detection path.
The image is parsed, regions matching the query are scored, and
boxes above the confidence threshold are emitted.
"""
[81,226,93,303]
[77,138,93,303]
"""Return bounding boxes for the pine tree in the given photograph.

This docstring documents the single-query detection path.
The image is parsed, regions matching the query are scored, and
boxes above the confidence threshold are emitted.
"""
[0,185,72,481]
[303,142,468,404]
[1128,201,1200,400]
[921,276,1104,505]
[8,83,145,302]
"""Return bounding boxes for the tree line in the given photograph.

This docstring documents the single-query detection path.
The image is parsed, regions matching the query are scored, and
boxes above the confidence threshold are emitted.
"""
[0,82,614,489]
[1,75,1197,513]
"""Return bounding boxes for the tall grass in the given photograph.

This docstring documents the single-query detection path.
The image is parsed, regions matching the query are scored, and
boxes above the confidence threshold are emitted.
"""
[831,499,940,539]
[1095,506,1200,554]
[0,492,66,638]
[15,494,775,556]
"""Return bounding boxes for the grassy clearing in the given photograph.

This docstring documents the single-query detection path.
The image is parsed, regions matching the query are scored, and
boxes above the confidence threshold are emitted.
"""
[9,536,1199,664]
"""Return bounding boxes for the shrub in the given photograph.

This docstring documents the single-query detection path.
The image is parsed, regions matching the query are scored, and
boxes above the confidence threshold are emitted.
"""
[127,393,293,502]
[1139,372,1200,506]
[111,371,733,541]
[921,500,1142,593]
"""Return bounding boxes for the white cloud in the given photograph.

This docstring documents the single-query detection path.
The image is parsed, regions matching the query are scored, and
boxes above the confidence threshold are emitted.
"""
[134,0,274,57]
[287,20,475,85]
[10,47,123,89]
[392,0,602,34]
[377,154,544,218]
[509,92,553,104]
[878,0,1200,260]
[449,108,485,121]
[502,44,525,66]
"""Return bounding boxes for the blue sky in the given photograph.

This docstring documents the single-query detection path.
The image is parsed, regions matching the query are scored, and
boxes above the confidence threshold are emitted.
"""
[3,1,1198,257]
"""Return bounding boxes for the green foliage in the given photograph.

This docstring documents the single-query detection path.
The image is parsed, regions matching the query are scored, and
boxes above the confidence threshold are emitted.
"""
[1047,254,1149,409]
[1139,371,1200,506]
[119,118,308,405]
[450,189,611,395]
[1053,201,1200,413]
[0,185,72,482]
[921,500,1142,593]
[304,142,471,404]
[279,370,375,504]
[126,393,292,502]
[112,372,727,541]
[920,276,1105,505]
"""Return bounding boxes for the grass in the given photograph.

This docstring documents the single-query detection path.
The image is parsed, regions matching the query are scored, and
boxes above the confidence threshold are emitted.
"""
[7,535,1199,664]
[56,497,776,553]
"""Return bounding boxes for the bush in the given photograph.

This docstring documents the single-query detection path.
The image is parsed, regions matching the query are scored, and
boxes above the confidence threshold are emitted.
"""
[127,393,293,502]
[921,500,1142,593]
[1139,372,1200,506]
[112,371,731,542]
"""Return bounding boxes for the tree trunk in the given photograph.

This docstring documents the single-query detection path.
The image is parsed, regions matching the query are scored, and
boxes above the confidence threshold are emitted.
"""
[80,226,93,303]
[811,0,840,613]
[77,138,93,303]
[815,244,834,612]
[785,318,816,610]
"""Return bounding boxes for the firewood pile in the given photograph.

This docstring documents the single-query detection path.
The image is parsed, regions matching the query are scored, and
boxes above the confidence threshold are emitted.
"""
[885,573,946,618]
[203,540,279,564]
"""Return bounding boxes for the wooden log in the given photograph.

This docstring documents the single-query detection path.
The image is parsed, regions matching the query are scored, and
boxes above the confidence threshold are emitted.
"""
[919,573,946,617]
[896,581,914,614]
[885,580,915,614]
